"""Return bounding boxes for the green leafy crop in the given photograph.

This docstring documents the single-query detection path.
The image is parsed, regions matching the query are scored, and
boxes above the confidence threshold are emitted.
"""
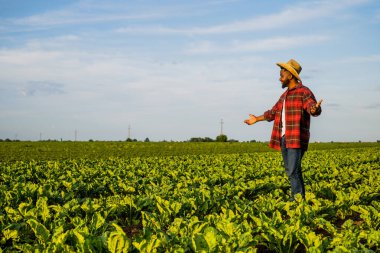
[0,142,379,252]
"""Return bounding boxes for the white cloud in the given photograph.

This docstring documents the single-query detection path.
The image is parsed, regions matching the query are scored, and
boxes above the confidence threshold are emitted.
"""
[21,81,65,96]
[336,54,380,64]
[184,35,329,54]
[2,1,166,30]
[0,42,266,111]
[116,0,371,35]
[1,0,378,141]
[26,35,80,49]
[13,11,160,27]
[0,49,62,66]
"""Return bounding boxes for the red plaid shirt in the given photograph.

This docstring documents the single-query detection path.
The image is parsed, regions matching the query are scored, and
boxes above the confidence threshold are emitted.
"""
[263,82,321,151]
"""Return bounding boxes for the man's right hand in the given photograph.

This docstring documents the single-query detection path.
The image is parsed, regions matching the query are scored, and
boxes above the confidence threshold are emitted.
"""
[244,114,258,125]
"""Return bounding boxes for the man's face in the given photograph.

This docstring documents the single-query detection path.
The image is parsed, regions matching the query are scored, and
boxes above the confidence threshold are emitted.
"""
[279,68,292,89]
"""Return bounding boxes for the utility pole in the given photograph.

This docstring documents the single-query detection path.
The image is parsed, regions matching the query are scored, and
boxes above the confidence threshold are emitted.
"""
[75,129,77,141]
[220,119,224,135]
[128,125,131,139]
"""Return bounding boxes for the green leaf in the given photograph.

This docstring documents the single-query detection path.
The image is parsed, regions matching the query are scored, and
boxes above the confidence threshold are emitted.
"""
[18,202,34,218]
[112,223,127,235]
[203,227,218,251]
[5,207,23,222]
[156,202,165,215]
[52,230,70,246]
[72,216,85,227]
[107,232,130,253]
[36,197,51,222]
[170,201,182,215]
[91,212,105,231]
[314,218,337,235]
[192,222,208,234]
[192,234,208,252]
[146,234,162,253]
[366,230,380,248]
[167,218,184,235]
[142,212,161,229]
[1,229,19,244]
[132,239,147,252]
[73,230,86,245]
[27,218,50,244]
[107,224,130,252]
[238,232,253,248]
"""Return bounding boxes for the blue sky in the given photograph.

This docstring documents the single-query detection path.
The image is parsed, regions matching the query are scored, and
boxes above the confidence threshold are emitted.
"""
[0,0,379,142]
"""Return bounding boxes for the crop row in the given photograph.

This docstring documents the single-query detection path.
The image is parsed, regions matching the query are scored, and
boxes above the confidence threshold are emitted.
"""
[1,141,379,161]
[0,147,379,252]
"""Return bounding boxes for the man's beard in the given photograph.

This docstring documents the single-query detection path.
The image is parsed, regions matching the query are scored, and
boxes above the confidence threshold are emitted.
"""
[281,78,290,89]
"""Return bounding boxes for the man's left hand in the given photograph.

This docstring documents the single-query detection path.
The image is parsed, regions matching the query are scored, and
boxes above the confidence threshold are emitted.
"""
[311,99,323,114]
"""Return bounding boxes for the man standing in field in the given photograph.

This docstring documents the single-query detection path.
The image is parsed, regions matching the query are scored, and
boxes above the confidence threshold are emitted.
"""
[244,59,322,201]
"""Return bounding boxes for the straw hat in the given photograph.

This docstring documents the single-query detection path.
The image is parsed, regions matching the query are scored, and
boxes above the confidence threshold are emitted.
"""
[276,59,302,81]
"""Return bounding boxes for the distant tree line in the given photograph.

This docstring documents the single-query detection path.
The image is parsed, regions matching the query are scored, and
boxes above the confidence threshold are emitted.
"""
[0,138,20,142]
[188,135,239,143]
[2,137,377,143]
[125,137,150,142]
[0,136,237,142]
[188,137,215,142]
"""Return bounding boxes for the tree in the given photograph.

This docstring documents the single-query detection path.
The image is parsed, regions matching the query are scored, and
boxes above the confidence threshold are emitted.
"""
[203,137,214,142]
[144,138,150,142]
[216,134,228,142]
[189,137,214,142]
[189,137,203,142]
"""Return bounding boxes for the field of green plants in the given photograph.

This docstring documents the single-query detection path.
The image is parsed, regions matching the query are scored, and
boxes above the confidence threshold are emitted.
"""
[0,142,379,252]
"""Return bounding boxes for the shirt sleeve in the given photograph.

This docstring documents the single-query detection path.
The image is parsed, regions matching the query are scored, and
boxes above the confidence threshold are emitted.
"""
[302,88,322,116]
[264,99,282,122]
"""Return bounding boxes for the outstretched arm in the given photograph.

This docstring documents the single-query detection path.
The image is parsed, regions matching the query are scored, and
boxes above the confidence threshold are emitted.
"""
[244,114,265,125]
[246,97,282,125]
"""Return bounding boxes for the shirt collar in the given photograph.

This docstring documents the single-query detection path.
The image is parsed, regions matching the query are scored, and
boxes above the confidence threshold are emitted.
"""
[288,81,303,91]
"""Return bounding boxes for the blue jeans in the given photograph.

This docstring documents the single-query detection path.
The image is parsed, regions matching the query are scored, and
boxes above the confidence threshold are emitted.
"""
[280,136,305,199]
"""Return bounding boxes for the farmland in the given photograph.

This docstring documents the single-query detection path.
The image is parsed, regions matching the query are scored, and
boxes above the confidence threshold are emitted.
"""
[0,142,379,252]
